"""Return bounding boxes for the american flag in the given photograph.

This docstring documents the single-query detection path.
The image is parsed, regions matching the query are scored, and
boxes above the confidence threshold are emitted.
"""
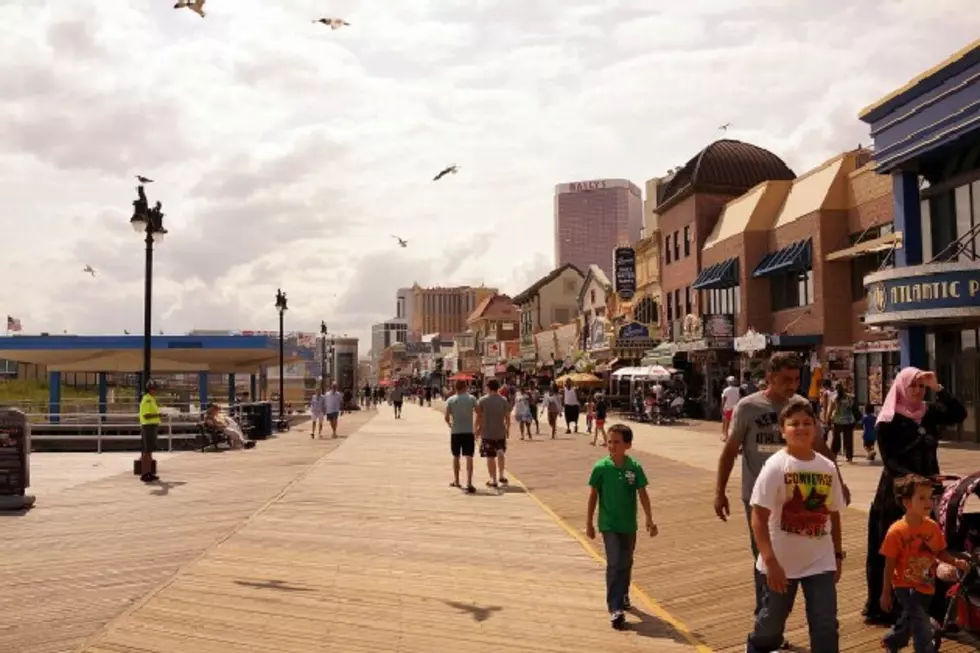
[6,315,22,332]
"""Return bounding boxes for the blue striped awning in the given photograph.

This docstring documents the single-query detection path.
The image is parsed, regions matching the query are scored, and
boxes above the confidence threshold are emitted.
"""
[752,239,812,278]
[692,257,739,290]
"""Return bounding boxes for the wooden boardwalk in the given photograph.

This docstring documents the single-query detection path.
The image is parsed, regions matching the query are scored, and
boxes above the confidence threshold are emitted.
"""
[0,412,370,653]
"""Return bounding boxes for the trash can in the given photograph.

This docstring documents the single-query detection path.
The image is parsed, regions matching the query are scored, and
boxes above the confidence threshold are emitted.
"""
[243,402,273,439]
[0,408,36,510]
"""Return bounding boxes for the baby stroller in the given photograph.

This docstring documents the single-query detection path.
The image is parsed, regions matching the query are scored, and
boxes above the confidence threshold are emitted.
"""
[935,472,980,650]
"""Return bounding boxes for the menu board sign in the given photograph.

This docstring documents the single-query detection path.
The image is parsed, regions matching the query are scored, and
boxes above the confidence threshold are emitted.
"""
[0,409,29,495]
[613,247,636,301]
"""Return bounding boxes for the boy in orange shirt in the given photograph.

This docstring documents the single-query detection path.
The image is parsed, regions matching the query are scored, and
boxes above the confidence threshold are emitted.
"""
[880,474,969,652]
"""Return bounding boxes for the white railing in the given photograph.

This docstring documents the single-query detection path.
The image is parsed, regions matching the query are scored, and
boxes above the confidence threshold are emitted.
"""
[25,412,190,453]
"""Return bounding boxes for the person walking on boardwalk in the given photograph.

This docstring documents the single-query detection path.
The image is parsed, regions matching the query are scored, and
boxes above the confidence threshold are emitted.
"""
[138,380,162,483]
[309,388,326,438]
[586,424,658,630]
[390,381,405,419]
[323,382,343,438]
[445,378,478,494]
[475,378,510,489]
[563,378,580,434]
[713,352,848,639]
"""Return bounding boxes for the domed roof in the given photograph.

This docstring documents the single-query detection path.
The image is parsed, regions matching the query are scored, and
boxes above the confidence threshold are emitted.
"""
[657,139,795,212]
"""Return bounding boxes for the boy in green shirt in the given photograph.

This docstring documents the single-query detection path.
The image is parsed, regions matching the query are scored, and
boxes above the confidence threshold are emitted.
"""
[586,424,658,629]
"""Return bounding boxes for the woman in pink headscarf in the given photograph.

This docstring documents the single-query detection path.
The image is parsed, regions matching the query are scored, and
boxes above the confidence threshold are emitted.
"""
[864,367,966,626]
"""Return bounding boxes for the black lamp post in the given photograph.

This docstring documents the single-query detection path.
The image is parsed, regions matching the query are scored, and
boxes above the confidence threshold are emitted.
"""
[274,289,288,422]
[328,339,336,387]
[130,184,167,396]
[320,321,328,392]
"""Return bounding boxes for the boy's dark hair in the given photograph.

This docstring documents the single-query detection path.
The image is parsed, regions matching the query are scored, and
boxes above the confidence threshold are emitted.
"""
[608,423,633,443]
[487,379,500,391]
[894,474,932,503]
[864,403,874,414]
[767,352,802,374]
[778,397,815,426]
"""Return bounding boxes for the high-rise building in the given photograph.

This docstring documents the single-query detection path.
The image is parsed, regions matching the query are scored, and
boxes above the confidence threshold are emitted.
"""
[554,178,643,278]
[410,284,497,337]
[371,320,407,360]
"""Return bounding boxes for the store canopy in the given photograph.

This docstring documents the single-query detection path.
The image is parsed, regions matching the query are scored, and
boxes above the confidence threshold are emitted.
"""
[752,239,812,278]
[825,232,902,261]
[612,365,675,381]
[692,257,739,290]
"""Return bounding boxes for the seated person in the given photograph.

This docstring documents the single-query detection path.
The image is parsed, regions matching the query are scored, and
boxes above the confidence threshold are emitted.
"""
[204,403,256,450]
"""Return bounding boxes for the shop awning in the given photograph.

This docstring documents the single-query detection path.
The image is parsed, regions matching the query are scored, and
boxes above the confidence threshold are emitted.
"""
[752,239,812,278]
[825,232,902,261]
[692,257,739,290]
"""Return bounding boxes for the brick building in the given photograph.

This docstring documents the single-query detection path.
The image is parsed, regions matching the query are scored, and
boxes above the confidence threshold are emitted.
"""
[698,148,897,406]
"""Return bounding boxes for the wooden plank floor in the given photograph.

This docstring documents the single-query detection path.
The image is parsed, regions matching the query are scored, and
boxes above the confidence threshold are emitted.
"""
[77,403,697,653]
[0,412,373,653]
[487,419,980,653]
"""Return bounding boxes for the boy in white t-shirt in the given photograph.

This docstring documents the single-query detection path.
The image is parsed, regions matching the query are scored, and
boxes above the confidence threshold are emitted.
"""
[747,398,844,653]
[720,376,741,442]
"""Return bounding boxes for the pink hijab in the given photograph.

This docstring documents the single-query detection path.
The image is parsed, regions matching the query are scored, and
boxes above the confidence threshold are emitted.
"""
[876,367,928,425]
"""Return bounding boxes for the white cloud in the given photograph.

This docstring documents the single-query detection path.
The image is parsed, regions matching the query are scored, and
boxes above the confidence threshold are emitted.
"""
[1,0,978,353]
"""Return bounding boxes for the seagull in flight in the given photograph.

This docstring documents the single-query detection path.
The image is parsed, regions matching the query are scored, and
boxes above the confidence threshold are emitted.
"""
[391,235,408,248]
[174,0,206,18]
[136,175,154,184]
[83,265,96,277]
[313,17,350,29]
[433,164,459,181]
[719,122,731,132]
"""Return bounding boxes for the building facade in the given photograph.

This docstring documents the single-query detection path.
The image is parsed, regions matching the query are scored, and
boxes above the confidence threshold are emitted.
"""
[860,39,980,441]
[512,263,585,370]
[409,284,496,338]
[466,293,519,377]
[554,178,642,279]
[370,320,407,361]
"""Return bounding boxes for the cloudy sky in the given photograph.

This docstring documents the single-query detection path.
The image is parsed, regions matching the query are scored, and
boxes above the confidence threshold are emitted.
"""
[1,0,976,352]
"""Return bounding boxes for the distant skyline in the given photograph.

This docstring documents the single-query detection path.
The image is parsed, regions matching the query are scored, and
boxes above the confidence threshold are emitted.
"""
[1,1,978,350]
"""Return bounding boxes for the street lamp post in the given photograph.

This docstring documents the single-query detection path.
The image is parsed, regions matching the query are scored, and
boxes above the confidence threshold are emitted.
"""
[274,289,288,426]
[320,321,328,392]
[130,184,167,396]
[328,339,336,387]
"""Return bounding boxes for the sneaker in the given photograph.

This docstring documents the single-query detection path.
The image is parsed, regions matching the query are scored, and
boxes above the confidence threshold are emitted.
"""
[140,473,158,483]
[499,477,509,486]
[610,611,626,630]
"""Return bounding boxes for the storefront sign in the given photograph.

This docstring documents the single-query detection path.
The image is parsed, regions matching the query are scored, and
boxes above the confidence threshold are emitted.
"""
[404,342,432,355]
[618,322,649,340]
[588,316,609,351]
[702,313,734,347]
[853,339,900,353]
[613,247,636,300]
[734,328,768,353]
[865,263,980,324]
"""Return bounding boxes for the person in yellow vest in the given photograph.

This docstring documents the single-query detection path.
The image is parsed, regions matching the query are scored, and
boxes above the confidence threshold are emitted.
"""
[139,380,162,483]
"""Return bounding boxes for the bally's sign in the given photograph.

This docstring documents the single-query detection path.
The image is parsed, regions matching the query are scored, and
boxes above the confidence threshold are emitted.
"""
[864,263,980,325]
[555,179,636,195]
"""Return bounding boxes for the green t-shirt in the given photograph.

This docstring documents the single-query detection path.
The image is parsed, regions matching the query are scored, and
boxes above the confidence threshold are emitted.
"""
[446,393,477,434]
[139,394,161,425]
[588,455,648,533]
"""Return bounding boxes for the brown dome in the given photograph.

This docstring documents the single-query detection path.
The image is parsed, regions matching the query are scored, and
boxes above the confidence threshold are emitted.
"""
[656,139,796,212]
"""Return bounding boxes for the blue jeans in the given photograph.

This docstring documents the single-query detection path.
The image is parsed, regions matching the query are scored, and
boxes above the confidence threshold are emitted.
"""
[747,571,839,653]
[883,588,934,652]
[744,501,764,616]
[601,531,636,614]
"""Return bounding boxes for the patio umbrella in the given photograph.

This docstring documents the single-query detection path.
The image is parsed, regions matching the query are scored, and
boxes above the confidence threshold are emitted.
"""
[635,365,675,381]
[556,372,604,387]
[448,373,474,381]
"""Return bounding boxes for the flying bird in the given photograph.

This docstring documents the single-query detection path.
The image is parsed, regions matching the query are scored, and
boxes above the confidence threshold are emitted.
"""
[124,329,131,335]
[135,175,153,184]
[719,122,731,132]
[433,164,459,181]
[174,0,206,17]
[313,18,350,29]
[83,265,96,277]
[391,235,408,248]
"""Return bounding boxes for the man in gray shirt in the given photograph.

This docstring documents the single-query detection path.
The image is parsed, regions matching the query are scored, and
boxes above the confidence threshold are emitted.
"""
[714,352,849,622]
[390,383,405,419]
[445,379,478,493]
[476,378,511,489]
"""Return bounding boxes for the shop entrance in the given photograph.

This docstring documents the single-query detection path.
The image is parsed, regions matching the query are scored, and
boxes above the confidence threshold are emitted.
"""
[932,328,980,443]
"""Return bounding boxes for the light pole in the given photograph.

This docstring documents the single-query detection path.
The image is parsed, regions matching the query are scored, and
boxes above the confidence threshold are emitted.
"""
[328,339,336,387]
[320,321,328,392]
[129,184,167,396]
[274,289,288,424]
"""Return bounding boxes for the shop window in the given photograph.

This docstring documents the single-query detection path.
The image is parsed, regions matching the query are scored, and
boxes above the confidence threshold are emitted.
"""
[683,225,691,257]
[633,297,658,324]
[929,191,958,261]
[771,269,813,311]
[702,286,740,317]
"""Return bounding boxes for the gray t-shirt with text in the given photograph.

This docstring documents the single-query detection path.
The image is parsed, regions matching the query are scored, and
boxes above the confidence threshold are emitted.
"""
[477,393,510,441]
[729,391,822,502]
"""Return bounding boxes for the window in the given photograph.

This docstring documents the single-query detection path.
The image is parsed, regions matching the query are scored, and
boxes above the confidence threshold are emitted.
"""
[929,191,958,261]
[674,289,682,317]
[590,289,596,305]
[684,286,691,315]
[666,293,673,322]
[673,231,679,260]
[771,269,814,311]
[633,297,659,324]
[665,242,671,264]
[701,287,740,316]
[563,279,577,294]
[683,225,691,257]
[554,308,571,324]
